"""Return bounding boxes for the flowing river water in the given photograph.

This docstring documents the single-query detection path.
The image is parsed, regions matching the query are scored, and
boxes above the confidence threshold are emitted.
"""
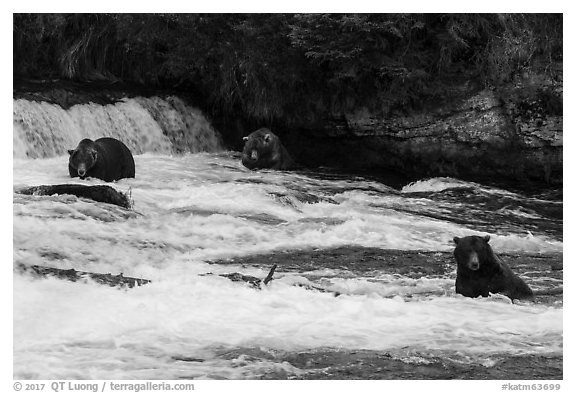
[13,96,563,379]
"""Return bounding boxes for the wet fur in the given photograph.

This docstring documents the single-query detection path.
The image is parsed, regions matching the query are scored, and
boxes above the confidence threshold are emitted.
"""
[453,235,533,300]
[241,128,295,170]
[68,137,135,182]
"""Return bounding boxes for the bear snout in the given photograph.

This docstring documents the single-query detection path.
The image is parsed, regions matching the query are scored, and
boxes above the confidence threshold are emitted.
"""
[77,164,87,177]
[242,150,259,164]
[467,251,480,270]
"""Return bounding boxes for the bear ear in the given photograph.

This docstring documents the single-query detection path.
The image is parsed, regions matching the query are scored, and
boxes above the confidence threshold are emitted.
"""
[453,237,460,244]
[263,133,271,142]
[68,149,74,155]
[483,235,490,243]
[243,136,249,142]
[91,151,98,161]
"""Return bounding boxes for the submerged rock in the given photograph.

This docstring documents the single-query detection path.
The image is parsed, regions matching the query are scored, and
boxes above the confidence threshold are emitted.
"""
[16,263,150,288]
[16,184,132,209]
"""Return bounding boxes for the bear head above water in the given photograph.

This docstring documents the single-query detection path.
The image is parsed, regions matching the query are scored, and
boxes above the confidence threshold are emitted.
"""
[241,128,296,170]
[68,137,135,182]
[453,235,533,301]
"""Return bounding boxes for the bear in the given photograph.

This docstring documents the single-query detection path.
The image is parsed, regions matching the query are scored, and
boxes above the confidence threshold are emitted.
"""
[241,128,296,170]
[453,235,533,301]
[68,137,135,182]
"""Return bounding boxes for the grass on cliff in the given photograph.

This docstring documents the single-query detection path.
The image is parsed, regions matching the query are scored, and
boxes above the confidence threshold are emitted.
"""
[13,13,562,126]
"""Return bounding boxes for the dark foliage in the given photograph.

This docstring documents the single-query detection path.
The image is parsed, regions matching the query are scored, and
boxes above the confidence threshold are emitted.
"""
[13,13,562,126]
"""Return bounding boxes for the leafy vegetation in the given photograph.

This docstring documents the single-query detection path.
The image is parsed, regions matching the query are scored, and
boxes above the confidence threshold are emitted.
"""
[13,13,562,126]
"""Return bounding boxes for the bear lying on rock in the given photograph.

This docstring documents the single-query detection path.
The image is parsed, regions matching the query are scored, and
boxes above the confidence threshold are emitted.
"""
[68,137,135,182]
[453,235,533,300]
[241,128,296,170]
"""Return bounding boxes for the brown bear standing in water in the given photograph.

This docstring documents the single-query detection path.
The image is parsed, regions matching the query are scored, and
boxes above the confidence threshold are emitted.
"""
[68,137,135,182]
[241,128,296,170]
[453,235,534,300]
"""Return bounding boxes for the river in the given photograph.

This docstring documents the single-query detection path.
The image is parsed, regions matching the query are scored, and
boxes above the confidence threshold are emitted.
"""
[12,96,563,379]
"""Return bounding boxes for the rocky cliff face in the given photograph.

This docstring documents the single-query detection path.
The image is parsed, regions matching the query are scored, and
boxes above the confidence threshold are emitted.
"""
[282,74,562,187]
[14,74,563,187]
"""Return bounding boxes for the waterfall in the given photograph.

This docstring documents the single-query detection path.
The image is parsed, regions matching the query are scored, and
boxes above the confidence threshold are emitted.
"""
[13,96,224,159]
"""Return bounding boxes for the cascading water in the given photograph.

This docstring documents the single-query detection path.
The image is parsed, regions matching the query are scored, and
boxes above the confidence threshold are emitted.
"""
[13,96,562,380]
[13,96,223,159]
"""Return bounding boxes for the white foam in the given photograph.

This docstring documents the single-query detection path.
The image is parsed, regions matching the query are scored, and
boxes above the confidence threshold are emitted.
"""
[13,273,562,379]
[13,152,563,379]
[13,97,223,159]
[401,177,473,193]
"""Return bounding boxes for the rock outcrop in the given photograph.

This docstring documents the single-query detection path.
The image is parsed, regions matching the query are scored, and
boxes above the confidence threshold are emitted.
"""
[282,73,562,186]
